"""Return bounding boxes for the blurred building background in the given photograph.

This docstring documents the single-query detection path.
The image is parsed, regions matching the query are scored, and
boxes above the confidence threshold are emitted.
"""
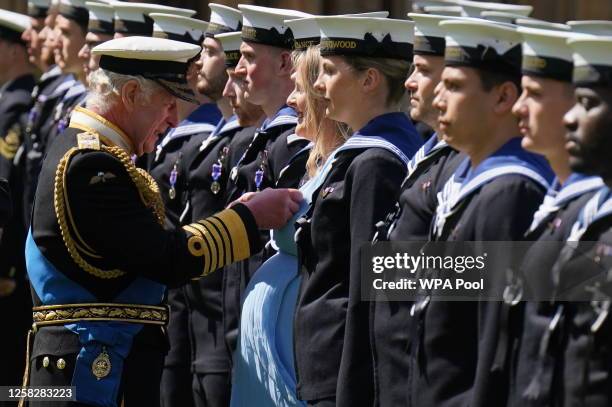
[2,0,611,26]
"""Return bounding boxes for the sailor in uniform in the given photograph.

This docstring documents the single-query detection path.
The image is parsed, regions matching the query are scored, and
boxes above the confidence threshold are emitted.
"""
[368,12,464,407]
[505,27,605,406]
[77,1,115,81]
[539,36,612,407]
[0,8,36,388]
[222,4,311,360]
[169,6,246,406]
[22,0,73,230]
[408,19,554,407]
[24,35,301,407]
[149,7,234,407]
[216,30,267,357]
[22,0,54,73]
[292,16,422,407]
[39,0,90,158]
[148,13,221,227]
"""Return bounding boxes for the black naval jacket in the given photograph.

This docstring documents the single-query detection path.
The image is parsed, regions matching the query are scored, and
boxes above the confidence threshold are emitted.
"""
[0,177,10,227]
[27,107,261,405]
[179,116,246,374]
[294,113,423,405]
[223,107,307,354]
[149,103,221,228]
[23,68,72,227]
[369,135,461,407]
[0,73,36,280]
[506,175,603,407]
[408,138,552,407]
[533,187,612,407]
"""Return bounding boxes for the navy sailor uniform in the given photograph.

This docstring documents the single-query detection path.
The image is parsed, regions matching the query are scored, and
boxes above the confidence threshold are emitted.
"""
[408,137,553,407]
[294,112,423,406]
[507,174,604,407]
[369,134,461,407]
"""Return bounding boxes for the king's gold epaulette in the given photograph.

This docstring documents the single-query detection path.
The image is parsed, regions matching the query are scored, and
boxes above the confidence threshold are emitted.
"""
[53,132,165,279]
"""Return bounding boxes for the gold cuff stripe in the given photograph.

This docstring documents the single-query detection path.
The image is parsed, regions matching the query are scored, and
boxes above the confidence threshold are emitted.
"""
[191,221,218,272]
[183,224,212,274]
[200,219,227,268]
[213,209,250,262]
[206,217,233,265]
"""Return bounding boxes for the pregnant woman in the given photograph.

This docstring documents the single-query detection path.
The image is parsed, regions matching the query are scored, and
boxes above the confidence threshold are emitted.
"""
[230,38,349,406]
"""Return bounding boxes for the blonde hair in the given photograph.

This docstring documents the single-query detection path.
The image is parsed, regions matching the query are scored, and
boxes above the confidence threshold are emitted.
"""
[292,46,349,177]
[343,55,411,106]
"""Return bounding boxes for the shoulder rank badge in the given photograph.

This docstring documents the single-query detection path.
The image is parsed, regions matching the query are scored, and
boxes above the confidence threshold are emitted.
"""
[77,133,101,150]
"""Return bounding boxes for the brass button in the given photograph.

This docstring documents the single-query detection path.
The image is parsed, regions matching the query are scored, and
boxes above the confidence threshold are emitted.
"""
[56,358,66,370]
[42,356,50,368]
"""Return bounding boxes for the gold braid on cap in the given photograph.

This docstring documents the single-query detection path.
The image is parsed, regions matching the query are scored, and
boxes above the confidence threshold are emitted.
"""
[54,140,165,279]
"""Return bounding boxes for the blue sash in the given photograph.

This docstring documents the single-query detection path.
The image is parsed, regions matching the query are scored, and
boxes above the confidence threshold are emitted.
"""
[26,230,165,407]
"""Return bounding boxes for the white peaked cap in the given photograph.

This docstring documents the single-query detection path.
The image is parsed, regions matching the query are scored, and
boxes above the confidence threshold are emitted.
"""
[457,1,532,18]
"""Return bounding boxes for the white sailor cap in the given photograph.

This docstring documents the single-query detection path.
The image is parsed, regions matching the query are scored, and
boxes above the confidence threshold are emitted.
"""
[412,0,460,13]
[440,18,522,75]
[213,31,242,67]
[457,1,532,18]
[86,2,114,36]
[567,20,612,36]
[423,6,463,16]
[92,36,201,103]
[480,11,538,24]
[317,16,414,60]
[58,0,89,28]
[518,27,589,82]
[284,12,389,52]
[567,36,612,87]
[207,3,242,37]
[113,2,195,37]
[238,5,311,49]
[28,0,50,19]
[516,18,570,32]
[151,13,207,46]
[408,12,466,55]
[0,9,30,44]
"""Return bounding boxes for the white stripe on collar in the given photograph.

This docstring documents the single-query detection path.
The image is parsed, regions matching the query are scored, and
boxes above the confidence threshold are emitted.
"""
[265,114,297,129]
[342,136,411,164]
[50,78,77,99]
[164,123,217,141]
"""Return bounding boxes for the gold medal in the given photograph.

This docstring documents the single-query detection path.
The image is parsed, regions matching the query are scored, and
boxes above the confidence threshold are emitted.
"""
[211,181,221,195]
[92,348,112,380]
[169,187,176,200]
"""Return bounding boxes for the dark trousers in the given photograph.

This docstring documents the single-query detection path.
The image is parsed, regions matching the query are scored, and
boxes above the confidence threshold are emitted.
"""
[27,344,164,407]
[192,372,230,407]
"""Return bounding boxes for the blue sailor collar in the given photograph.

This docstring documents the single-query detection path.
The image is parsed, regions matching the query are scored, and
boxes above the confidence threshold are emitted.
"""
[568,186,612,241]
[40,65,63,82]
[433,137,554,238]
[62,81,87,101]
[158,103,222,149]
[261,105,298,131]
[49,76,77,99]
[199,115,242,152]
[407,133,448,178]
[342,112,423,165]
[528,173,604,233]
